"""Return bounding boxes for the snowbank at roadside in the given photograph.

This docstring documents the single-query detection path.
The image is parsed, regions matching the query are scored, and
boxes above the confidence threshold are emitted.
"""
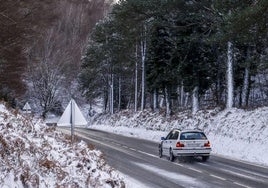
[0,103,125,187]
[90,107,268,166]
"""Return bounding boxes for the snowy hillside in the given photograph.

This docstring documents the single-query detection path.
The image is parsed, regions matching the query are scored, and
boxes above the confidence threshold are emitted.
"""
[0,102,125,187]
[90,107,268,166]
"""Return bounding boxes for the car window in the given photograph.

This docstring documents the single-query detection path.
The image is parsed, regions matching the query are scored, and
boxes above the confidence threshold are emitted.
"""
[171,131,179,140]
[166,130,179,140]
[166,131,173,140]
[180,132,207,140]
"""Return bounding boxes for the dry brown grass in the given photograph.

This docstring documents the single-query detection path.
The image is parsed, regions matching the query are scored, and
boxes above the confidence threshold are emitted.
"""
[0,103,126,187]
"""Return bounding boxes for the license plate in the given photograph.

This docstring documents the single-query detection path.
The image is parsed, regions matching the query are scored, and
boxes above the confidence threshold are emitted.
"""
[187,143,199,147]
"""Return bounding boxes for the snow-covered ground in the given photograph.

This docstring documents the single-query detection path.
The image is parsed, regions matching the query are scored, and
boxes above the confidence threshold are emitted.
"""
[0,102,125,187]
[3,99,267,187]
[90,107,268,166]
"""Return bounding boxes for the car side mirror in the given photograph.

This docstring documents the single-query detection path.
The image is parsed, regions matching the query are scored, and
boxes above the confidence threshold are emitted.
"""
[161,137,166,140]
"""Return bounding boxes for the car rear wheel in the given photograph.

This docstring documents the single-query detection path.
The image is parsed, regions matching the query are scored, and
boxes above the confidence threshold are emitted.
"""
[169,149,174,162]
[202,156,209,162]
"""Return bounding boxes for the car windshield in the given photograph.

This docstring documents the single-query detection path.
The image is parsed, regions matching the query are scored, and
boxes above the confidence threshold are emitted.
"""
[180,132,207,140]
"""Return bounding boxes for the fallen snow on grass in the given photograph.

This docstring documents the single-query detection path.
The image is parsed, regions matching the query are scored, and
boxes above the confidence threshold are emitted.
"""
[0,103,125,187]
[90,107,268,166]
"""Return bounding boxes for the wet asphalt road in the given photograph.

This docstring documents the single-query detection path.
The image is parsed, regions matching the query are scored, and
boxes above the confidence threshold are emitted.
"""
[59,127,268,188]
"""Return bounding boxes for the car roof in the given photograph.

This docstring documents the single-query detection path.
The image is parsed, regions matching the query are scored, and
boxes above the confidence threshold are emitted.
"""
[171,128,204,133]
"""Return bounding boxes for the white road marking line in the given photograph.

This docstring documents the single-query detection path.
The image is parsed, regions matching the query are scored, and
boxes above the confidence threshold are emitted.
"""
[209,174,226,181]
[213,154,268,170]
[137,150,159,158]
[187,167,203,173]
[198,158,268,183]
[233,182,252,188]
[173,162,184,167]
[220,167,267,183]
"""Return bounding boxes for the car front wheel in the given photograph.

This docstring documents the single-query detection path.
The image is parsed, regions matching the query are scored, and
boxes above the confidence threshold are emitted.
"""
[159,146,163,158]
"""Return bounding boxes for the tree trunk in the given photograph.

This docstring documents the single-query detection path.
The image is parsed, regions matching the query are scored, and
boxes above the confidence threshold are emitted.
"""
[135,43,138,112]
[242,67,249,107]
[226,41,234,109]
[192,86,199,114]
[242,47,252,107]
[118,75,121,111]
[180,81,184,107]
[141,39,146,111]
[110,73,114,114]
[140,26,146,111]
[103,91,108,113]
[153,88,159,112]
[184,92,189,107]
[164,86,171,116]
[215,52,222,105]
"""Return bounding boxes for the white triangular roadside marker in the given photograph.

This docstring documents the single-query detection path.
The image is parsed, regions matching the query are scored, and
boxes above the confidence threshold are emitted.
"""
[57,99,87,127]
[23,102,31,110]
[22,102,31,113]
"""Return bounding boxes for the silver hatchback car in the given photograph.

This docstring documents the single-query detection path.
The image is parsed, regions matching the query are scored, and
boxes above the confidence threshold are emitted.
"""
[159,129,211,161]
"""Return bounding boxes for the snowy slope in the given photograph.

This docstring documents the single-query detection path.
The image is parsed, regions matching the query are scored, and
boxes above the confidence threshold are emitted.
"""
[90,107,268,166]
[0,103,125,187]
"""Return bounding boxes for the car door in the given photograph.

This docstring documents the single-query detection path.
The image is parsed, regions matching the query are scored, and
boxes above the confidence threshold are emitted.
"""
[162,131,173,155]
[170,131,179,150]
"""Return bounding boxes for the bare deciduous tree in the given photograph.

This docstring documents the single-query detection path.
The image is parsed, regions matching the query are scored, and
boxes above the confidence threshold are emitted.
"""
[0,0,58,101]
[26,0,108,116]
[27,29,68,117]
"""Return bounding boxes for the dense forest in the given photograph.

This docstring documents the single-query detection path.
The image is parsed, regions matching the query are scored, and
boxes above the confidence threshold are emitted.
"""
[1,0,267,117]
[80,0,268,115]
[0,0,112,117]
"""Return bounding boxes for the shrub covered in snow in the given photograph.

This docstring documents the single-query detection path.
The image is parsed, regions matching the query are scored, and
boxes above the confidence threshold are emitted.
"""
[0,103,125,187]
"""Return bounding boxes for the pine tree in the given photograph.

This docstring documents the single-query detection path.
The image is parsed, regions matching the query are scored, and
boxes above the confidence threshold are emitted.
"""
[214,0,268,107]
